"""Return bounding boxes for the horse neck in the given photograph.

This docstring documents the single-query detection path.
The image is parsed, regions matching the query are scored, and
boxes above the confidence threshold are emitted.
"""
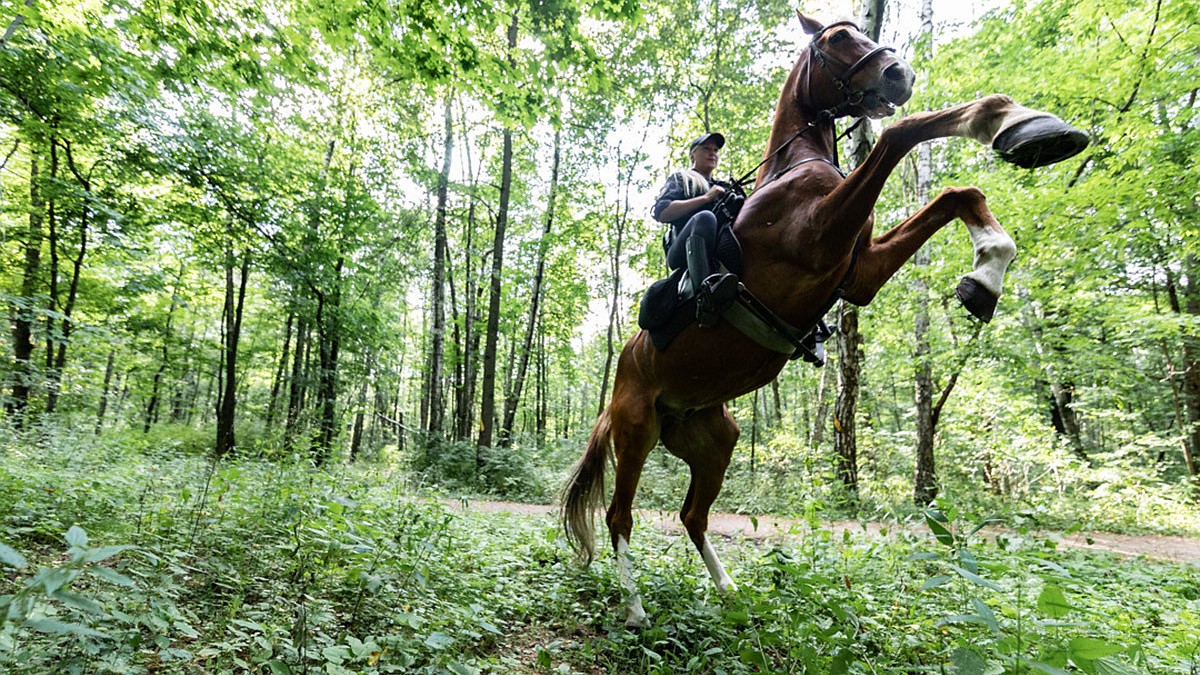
[755,55,838,187]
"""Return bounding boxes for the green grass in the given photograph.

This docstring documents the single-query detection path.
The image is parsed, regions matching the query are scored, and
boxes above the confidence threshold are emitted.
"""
[1,423,1198,673]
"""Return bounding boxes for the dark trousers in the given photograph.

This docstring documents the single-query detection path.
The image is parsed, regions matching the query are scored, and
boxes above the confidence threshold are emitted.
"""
[666,211,718,272]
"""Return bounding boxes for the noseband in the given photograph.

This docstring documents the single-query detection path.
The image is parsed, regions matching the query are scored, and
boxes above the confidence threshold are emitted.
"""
[807,21,897,122]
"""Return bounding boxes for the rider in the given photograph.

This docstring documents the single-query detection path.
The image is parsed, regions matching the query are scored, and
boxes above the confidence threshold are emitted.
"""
[652,133,740,327]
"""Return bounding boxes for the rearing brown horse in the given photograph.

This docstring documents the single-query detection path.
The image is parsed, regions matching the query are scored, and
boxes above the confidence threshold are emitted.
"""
[562,12,1087,628]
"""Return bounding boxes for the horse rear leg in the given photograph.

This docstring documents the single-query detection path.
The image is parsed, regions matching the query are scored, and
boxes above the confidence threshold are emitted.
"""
[843,186,1015,321]
[661,405,740,595]
[605,392,660,629]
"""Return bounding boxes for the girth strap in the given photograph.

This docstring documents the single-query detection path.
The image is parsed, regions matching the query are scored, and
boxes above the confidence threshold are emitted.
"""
[719,239,861,365]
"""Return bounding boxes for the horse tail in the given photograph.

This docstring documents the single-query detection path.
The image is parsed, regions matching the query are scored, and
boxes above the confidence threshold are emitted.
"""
[561,409,612,566]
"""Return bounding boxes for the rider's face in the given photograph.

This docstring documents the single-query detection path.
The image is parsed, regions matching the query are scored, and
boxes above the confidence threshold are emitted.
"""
[691,143,721,175]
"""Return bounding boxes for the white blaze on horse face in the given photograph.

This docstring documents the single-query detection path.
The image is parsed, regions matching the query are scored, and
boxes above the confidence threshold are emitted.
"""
[962,223,1017,298]
[701,537,738,595]
[615,536,649,628]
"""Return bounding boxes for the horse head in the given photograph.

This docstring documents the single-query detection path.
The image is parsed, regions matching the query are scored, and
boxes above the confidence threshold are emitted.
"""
[794,12,915,120]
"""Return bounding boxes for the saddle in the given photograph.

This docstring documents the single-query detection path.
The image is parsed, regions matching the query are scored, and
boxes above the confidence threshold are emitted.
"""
[637,230,834,366]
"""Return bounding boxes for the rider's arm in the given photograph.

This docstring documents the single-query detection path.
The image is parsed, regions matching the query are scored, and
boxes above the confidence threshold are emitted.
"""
[652,173,727,223]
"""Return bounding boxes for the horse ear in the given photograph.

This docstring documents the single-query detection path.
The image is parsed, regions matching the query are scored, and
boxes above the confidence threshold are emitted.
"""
[796,10,824,35]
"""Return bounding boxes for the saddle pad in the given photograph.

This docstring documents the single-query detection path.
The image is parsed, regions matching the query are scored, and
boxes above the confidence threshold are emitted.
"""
[637,268,696,351]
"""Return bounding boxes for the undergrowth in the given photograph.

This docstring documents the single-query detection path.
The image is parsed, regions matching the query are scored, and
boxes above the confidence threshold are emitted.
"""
[1,422,1197,673]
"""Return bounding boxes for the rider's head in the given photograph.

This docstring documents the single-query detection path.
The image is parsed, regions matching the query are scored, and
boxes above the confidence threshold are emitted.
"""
[688,132,724,177]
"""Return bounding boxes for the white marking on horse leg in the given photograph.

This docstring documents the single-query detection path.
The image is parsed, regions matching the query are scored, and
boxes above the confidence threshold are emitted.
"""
[700,536,738,595]
[961,223,1017,297]
[615,536,649,628]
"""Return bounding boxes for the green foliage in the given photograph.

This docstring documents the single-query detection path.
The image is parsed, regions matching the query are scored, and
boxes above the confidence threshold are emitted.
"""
[2,421,1199,673]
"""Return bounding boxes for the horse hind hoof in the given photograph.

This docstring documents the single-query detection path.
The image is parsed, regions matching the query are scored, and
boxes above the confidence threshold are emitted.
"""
[992,116,1089,168]
[956,277,998,323]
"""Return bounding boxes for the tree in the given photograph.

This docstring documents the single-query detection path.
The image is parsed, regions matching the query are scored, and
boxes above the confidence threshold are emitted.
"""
[833,0,888,502]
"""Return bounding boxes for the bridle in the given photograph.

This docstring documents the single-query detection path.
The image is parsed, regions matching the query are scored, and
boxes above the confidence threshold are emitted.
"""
[732,22,898,190]
[807,21,897,123]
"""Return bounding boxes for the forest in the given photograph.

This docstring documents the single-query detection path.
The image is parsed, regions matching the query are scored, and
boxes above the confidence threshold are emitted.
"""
[1,0,1198,672]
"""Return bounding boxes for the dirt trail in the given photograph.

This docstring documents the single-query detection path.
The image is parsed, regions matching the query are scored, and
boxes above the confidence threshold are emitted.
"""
[442,499,1200,564]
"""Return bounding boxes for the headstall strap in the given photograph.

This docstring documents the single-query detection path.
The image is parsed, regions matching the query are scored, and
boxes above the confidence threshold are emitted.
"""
[809,22,896,120]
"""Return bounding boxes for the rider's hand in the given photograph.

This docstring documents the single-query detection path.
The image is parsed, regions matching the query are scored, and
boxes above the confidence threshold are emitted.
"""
[706,185,727,202]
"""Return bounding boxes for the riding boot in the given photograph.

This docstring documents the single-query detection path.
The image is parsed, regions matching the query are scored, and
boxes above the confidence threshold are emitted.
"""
[685,235,739,327]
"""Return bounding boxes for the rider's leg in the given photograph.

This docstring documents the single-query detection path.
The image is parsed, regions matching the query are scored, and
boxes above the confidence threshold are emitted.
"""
[668,212,738,327]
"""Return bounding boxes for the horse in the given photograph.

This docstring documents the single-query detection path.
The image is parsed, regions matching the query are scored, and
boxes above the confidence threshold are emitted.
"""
[561,12,1088,628]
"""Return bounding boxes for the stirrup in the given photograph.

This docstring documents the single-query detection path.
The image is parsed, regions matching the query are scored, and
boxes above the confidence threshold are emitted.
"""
[696,273,739,327]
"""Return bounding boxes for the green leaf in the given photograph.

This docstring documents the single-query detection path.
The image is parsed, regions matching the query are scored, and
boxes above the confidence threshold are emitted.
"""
[925,512,956,548]
[230,618,266,632]
[266,660,293,675]
[447,662,478,675]
[425,632,455,649]
[25,617,109,639]
[49,589,106,615]
[90,567,135,587]
[1028,662,1074,675]
[1037,585,1075,618]
[922,575,953,590]
[65,525,89,548]
[949,564,1002,591]
[0,541,27,570]
[83,545,136,564]
[951,647,988,675]
[36,567,77,595]
[935,614,989,628]
[1068,638,1124,660]
[970,598,1001,636]
[322,645,348,664]
[966,516,1004,538]
[1092,656,1142,675]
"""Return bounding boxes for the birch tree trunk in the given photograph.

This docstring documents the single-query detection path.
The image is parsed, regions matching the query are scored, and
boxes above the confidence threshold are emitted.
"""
[911,0,938,506]
[833,0,886,500]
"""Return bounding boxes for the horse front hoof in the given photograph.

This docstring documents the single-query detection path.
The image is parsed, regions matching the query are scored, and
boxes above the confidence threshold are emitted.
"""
[956,276,998,323]
[992,116,1088,168]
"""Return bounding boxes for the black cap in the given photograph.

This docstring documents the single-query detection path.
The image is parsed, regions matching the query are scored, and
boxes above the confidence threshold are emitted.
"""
[688,132,725,153]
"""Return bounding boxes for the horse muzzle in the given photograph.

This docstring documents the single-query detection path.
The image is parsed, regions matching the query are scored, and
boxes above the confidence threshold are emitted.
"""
[865,60,916,118]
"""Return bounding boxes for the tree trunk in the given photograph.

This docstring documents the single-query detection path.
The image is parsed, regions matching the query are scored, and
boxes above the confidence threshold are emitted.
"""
[8,152,43,426]
[145,267,183,432]
[911,0,938,507]
[831,0,886,500]
[598,126,648,415]
[95,349,115,435]
[349,362,369,462]
[834,300,863,495]
[425,94,454,441]
[1177,256,1200,480]
[501,126,560,446]
[1022,298,1089,462]
[476,12,519,453]
[266,311,294,430]
[810,347,836,447]
[44,140,59,379]
[313,259,344,464]
[44,140,60,386]
[286,313,310,441]
[453,97,482,442]
[215,246,250,456]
